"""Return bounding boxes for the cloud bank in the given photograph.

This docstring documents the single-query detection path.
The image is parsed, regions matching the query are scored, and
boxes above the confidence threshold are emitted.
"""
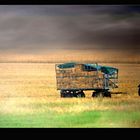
[0,5,139,54]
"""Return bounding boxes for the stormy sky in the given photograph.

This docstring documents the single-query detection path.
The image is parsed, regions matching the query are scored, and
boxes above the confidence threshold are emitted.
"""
[0,5,140,54]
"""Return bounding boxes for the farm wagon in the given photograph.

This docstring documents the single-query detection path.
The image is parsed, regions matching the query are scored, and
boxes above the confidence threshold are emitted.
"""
[55,62,118,98]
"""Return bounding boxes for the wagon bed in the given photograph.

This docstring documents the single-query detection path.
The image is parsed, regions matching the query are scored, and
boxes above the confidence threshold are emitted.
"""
[55,62,118,98]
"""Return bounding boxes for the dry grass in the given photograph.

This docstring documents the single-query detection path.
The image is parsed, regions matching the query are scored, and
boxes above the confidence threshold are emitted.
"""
[0,63,140,116]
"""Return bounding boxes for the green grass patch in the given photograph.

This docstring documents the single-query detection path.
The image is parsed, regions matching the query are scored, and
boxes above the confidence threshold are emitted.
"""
[0,110,140,128]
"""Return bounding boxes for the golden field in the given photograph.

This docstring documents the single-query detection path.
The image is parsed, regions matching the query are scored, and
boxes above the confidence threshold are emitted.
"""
[0,63,140,113]
[0,62,140,127]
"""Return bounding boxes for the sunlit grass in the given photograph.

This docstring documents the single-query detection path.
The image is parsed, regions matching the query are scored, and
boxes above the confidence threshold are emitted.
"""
[0,63,140,127]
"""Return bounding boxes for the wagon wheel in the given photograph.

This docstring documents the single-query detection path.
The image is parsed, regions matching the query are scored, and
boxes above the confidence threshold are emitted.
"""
[77,93,83,98]
[81,92,85,97]
[92,92,97,97]
[60,90,66,98]
[73,91,77,97]
[64,90,74,98]
[77,91,85,98]
[92,92,104,98]
[66,93,71,97]
[108,92,111,98]
[104,91,111,98]
[97,92,104,98]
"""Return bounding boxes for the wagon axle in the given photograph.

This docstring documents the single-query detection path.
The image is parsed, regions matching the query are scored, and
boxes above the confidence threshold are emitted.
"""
[60,90,85,98]
[60,89,111,98]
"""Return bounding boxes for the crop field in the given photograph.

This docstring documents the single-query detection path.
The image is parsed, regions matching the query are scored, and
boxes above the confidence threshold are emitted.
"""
[0,62,140,128]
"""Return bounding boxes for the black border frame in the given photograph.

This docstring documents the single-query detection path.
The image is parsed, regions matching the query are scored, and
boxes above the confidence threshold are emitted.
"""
[0,0,139,138]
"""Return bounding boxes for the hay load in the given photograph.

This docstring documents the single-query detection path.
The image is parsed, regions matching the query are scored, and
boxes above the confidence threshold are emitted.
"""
[55,62,118,97]
[56,63,111,90]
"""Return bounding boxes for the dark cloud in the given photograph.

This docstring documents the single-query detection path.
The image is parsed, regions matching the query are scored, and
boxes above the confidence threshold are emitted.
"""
[0,5,139,54]
[0,5,128,16]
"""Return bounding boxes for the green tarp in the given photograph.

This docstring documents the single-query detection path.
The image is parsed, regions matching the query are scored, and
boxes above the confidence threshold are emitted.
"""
[57,62,76,69]
[57,62,118,75]
[100,66,118,75]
